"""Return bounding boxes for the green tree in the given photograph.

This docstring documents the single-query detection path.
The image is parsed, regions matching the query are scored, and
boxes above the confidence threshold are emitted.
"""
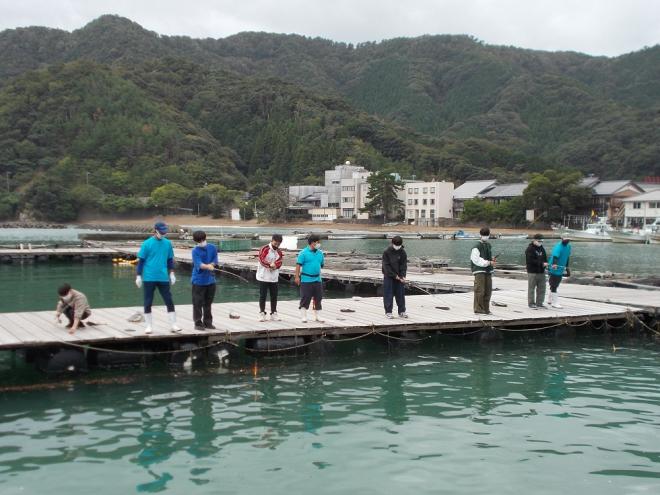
[150,183,191,209]
[197,183,242,218]
[522,170,591,223]
[0,193,20,220]
[24,178,78,222]
[258,186,288,223]
[361,171,405,221]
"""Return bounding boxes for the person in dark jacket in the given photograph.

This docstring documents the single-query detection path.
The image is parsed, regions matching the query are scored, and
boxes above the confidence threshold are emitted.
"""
[382,236,408,318]
[525,233,548,309]
[470,226,496,314]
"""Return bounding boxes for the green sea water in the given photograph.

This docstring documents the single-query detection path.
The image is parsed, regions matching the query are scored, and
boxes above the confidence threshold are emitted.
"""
[1,337,659,494]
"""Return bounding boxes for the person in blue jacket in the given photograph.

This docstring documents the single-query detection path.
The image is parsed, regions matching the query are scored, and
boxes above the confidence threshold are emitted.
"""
[547,234,572,309]
[135,221,181,334]
[294,234,325,323]
[191,230,219,331]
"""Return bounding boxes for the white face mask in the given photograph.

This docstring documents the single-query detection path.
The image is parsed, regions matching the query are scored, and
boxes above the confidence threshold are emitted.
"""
[533,240,541,246]
[62,293,73,303]
[481,235,489,241]
[155,232,163,240]
[314,243,321,250]
[198,241,207,248]
[393,244,402,250]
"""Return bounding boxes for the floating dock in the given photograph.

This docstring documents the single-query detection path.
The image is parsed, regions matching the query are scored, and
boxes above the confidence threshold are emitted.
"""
[0,291,648,351]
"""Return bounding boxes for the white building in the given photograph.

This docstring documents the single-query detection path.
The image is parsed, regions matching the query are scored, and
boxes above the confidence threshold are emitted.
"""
[309,207,342,222]
[404,181,454,226]
[622,191,660,228]
[340,169,371,219]
[325,161,368,208]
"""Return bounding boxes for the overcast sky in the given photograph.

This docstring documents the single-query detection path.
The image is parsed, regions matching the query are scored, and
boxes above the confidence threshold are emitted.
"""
[0,0,658,57]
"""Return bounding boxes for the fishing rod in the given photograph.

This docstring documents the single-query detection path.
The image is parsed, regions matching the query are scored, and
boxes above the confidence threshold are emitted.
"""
[211,267,251,284]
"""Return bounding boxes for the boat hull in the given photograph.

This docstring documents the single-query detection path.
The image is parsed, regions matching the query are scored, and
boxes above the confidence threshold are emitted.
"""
[609,231,649,244]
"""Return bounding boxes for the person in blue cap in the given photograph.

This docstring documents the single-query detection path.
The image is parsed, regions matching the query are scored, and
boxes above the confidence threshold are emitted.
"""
[135,221,181,334]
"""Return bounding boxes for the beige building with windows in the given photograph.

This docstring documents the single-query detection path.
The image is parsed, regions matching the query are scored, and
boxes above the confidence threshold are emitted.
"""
[404,181,454,226]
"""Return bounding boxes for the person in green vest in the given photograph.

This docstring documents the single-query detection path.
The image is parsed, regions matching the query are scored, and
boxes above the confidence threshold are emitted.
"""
[470,226,497,314]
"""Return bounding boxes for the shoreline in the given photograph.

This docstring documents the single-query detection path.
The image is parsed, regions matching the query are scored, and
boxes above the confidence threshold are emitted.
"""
[65,215,549,235]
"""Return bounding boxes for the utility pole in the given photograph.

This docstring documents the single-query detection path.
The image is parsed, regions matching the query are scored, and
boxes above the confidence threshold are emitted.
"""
[5,171,9,193]
[85,171,90,186]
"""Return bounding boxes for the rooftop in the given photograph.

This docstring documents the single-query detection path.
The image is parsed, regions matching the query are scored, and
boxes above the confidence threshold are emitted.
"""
[479,183,528,199]
[592,180,641,196]
[453,180,497,200]
[622,190,660,202]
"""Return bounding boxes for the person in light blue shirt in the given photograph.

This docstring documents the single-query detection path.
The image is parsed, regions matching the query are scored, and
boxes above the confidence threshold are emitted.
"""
[191,230,219,331]
[547,235,572,309]
[295,234,325,323]
[135,221,181,334]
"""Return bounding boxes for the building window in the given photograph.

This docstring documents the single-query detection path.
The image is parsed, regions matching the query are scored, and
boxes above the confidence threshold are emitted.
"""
[408,188,413,194]
[408,199,413,205]
[430,209,435,218]
[420,210,426,218]
[431,187,435,193]
[342,197,354,203]
[430,198,435,205]
[414,188,419,194]
[332,180,340,184]
[423,199,428,205]
[414,199,419,205]
[407,209,414,217]
[633,202,641,209]
[423,187,428,194]
[342,186,355,191]
[649,202,658,208]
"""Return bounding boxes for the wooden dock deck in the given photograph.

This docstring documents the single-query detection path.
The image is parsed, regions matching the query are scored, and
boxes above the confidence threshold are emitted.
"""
[0,292,645,352]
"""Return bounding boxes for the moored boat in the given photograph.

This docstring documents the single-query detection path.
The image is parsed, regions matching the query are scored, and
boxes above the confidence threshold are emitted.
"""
[609,231,649,244]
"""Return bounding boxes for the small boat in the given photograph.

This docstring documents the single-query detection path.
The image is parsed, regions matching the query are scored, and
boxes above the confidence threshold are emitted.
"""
[450,230,479,240]
[556,217,612,241]
[609,231,649,244]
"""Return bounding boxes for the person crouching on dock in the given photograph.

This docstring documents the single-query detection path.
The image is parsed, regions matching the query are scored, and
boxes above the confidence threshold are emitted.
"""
[191,230,219,331]
[257,234,284,322]
[55,283,91,334]
[295,234,325,323]
[135,221,181,334]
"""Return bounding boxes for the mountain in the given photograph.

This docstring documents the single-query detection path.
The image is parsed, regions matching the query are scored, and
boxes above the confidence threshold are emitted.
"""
[1,15,659,220]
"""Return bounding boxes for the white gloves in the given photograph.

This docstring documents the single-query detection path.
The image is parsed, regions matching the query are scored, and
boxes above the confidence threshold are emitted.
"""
[135,275,143,288]
[169,272,176,285]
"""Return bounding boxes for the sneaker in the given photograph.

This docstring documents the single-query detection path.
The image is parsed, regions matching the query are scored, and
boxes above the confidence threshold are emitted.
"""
[528,304,537,309]
[270,312,281,321]
[385,313,394,319]
[399,312,409,319]
[194,324,206,331]
[258,312,267,322]
[536,303,547,309]
[170,324,182,333]
[205,323,216,330]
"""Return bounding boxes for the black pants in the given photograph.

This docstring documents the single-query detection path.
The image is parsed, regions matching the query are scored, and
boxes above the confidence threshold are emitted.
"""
[549,274,563,293]
[143,281,175,313]
[192,283,216,326]
[259,281,279,314]
[299,282,323,310]
[383,276,406,314]
[63,306,90,328]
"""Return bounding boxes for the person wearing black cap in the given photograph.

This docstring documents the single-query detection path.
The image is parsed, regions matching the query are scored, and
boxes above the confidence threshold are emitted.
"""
[382,236,408,318]
[470,226,496,314]
[135,221,181,334]
[525,233,548,309]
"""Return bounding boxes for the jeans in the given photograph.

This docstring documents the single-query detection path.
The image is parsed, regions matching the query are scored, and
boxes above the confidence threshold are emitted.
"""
[527,273,546,305]
[473,273,492,313]
[383,276,406,314]
[192,283,216,326]
[549,274,563,293]
[259,281,279,314]
[143,281,175,314]
[299,282,323,310]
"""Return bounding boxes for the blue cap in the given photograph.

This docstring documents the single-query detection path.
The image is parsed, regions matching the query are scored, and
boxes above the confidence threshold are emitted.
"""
[154,221,168,234]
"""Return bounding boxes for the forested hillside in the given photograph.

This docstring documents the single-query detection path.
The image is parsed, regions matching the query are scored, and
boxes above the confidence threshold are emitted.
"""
[0,15,659,220]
